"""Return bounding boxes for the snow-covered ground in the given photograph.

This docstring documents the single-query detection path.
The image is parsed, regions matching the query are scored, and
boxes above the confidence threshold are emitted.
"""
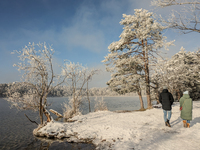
[34,101,200,150]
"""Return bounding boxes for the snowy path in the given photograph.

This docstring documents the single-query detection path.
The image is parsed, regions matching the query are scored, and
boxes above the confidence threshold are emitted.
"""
[34,101,200,150]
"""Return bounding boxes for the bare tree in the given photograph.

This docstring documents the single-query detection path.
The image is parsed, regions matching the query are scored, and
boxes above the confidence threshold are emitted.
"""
[7,42,66,125]
[152,0,200,34]
[86,69,100,112]
[152,0,200,7]
[86,80,91,112]
[62,61,98,119]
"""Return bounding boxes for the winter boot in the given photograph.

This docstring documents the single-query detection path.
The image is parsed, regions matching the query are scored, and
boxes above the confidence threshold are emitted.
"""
[183,120,187,128]
[166,119,171,127]
[187,123,190,128]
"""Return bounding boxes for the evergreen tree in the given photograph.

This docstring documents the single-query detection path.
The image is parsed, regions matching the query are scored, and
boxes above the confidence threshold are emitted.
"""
[103,9,173,108]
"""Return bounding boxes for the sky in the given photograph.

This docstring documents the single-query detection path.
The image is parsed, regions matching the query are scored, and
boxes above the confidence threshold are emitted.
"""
[0,0,200,88]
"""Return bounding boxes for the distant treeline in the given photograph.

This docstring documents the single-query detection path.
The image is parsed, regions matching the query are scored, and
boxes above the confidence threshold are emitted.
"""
[0,83,8,97]
[0,82,140,98]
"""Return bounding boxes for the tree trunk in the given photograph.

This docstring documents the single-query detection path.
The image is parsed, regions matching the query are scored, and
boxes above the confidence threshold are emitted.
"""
[142,40,152,109]
[72,82,77,114]
[39,97,43,124]
[73,98,77,115]
[87,81,91,112]
[137,90,145,110]
[144,54,152,109]
[146,79,151,108]
[88,100,91,112]
[43,107,52,122]
[176,89,181,101]
[155,83,160,104]
[156,92,160,104]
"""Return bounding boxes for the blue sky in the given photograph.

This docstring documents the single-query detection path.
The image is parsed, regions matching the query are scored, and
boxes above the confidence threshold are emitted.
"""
[0,0,200,87]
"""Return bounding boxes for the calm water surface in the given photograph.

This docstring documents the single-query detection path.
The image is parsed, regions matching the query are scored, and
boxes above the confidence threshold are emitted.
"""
[0,96,151,150]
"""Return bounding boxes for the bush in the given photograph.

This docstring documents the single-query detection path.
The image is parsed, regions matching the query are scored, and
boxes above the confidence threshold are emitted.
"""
[62,97,82,119]
[94,97,108,112]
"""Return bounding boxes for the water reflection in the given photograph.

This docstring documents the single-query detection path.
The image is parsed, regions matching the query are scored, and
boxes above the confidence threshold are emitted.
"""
[0,98,96,150]
[1,97,150,149]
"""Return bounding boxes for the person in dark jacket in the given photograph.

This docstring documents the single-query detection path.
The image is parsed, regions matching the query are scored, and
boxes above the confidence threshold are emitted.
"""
[159,86,174,127]
[179,91,193,128]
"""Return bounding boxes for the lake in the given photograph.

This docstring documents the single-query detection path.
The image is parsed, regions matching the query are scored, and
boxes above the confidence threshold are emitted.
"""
[0,96,151,150]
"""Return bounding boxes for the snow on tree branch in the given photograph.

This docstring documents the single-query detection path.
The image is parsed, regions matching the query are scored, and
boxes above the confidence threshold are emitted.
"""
[151,0,200,7]
[61,60,99,119]
[8,42,66,124]
[151,46,200,100]
[103,9,174,108]
[152,0,200,34]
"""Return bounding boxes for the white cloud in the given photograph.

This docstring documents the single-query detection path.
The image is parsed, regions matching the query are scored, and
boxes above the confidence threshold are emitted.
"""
[60,26,106,53]
[87,64,111,88]
[1,0,200,86]
[52,3,109,53]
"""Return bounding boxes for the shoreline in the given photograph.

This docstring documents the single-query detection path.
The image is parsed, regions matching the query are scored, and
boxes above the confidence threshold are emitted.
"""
[34,101,200,150]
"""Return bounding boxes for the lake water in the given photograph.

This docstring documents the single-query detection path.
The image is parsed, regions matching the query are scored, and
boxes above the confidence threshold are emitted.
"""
[0,96,151,150]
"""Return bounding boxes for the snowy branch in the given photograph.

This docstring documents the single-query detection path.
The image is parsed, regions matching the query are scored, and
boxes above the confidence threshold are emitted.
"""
[152,0,200,34]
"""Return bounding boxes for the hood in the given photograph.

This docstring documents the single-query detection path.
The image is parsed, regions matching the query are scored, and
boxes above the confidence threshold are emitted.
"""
[162,89,168,93]
[183,94,190,99]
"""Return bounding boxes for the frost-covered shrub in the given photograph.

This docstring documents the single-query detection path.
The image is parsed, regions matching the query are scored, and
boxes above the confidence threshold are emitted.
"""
[62,102,74,119]
[94,97,108,112]
[62,97,82,119]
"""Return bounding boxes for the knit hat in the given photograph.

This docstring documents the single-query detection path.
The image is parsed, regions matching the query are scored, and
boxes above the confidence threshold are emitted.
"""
[163,86,167,89]
[183,91,189,94]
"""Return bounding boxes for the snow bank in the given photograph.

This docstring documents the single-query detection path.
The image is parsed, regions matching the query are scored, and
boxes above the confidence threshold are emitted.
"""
[34,101,200,150]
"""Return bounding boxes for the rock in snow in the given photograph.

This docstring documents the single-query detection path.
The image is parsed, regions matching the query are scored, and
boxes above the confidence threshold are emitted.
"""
[33,101,200,150]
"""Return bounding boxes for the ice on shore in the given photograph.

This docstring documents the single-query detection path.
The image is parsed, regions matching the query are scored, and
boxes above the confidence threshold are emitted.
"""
[34,101,200,150]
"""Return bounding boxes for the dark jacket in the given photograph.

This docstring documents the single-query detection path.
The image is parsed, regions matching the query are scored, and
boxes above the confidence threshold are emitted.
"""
[180,94,193,120]
[159,89,174,110]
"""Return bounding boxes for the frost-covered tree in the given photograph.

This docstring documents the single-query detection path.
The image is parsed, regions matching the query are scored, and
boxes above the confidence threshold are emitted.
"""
[61,61,98,119]
[88,87,119,96]
[0,83,8,97]
[86,70,100,112]
[94,97,108,112]
[151,61,172,103]
[6,42,66,125]
[103,9,173,108]
[152,0,200,34]
[106,56,145,110]
[167,47,200,100]
[152,47,200,101]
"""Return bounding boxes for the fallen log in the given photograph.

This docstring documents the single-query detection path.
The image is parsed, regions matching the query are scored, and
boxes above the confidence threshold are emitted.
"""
[50,109,63,118]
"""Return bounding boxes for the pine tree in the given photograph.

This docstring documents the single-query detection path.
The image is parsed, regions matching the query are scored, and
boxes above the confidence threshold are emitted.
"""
[106,56,145,110]
[103,9,173,108]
